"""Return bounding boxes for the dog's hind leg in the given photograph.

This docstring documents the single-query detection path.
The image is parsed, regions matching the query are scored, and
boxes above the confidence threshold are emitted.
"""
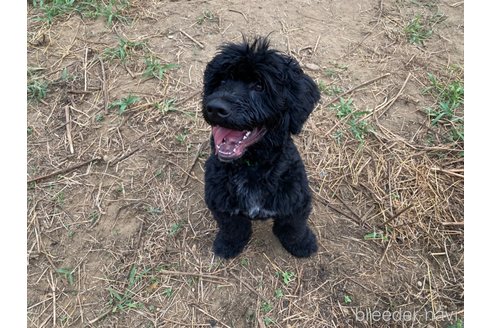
[212,212,252,259]
[272,210,318,258]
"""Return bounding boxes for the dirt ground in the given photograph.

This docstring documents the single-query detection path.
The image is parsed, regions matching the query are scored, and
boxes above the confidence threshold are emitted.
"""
[27,1,464,327]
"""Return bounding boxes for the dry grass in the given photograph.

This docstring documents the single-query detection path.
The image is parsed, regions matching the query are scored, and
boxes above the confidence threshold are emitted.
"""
[27,1,463,327]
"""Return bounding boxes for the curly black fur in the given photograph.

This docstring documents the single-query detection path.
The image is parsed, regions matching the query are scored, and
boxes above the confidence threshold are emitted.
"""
[202,37,321,258]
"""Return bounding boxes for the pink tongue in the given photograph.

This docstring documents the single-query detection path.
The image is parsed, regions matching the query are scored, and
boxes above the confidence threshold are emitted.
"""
[212,126,245,145]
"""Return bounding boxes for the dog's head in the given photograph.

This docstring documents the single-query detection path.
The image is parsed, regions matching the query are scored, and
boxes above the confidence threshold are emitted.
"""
[202,37,320,162]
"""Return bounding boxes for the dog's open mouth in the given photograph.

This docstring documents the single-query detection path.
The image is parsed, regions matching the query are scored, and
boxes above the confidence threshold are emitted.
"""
[212,126,266,161]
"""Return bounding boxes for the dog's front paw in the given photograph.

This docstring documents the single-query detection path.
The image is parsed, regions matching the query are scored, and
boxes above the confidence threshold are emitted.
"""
[213,233,249,259]
[274,225,318,258]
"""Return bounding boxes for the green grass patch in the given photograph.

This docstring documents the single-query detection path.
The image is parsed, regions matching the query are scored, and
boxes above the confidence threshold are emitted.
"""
[424,73,464,142]
[32,0,130,25]
[404,15,433,45]
[95,113,105,122]
[261,301,272,313]
[55,191,65,205]
[56,268,75,285]
[330,97,372,142]
[318,81,344,97]
[143,56,178,80]
[168,223,182,236]
[276,271,295,285]
[107,265,149,313]
[196,10,217,25]
[155,99,177,114]
[92,0,130,25]
[364,231,389,242]
[89,211,100,224]
[146,206,162,215]
[163,287,173,298]
[263,317,275,326]
[32,0,76,23]
[176,132,188,144]
[27,79,48,101]
[103,38,145,62]
[109,95,140,114]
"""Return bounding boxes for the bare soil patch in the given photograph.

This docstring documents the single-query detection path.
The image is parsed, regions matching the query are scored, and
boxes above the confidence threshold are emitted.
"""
[27,1,463,327]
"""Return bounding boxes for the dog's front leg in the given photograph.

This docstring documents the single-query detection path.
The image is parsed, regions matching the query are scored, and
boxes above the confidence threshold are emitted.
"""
[272,208,318,258]
[212,211,252,259]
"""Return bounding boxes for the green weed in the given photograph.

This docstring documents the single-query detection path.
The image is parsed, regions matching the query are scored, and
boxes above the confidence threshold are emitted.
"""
[448,318,464,328]
[155,99,177,114]
[274,288,284,299]
[89,211,100,224]
[59,67,76,83]
[364,231,388,241]
[424,73,464,142]
[33,0,130,25]
[343,295,352,304]
[146,206,162,215]
[318,81,344,97]
[154,169,163,178]
[95,0,130,25]
[323,68,338,78]
[107,265,148,313]
[55,191,65,205]
[333,97,354,119]
[323,63,347,78]
[197,10,217,25]
[186,277,197,287]
[168,223,182,236]
[332,130,345,144]
[27,80,48,101]
[56,268,74,285]
[32,0,75,23]
[261,301,272,313]
[429,12,447,25]
[263,317,275,326]
[109,95,140,114]
[104,38,145,62]
[163,287,173,298]
[115,184,124,194]
[328,85,343,96]
[404,15,432,45]
[330,97,371,142]
[143,56,178,80]
[276,271,295,285]
[95,113,104,122]
[176,130,189,144]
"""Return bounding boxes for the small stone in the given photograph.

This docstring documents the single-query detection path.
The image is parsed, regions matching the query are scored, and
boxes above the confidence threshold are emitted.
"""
[304,63,321,71]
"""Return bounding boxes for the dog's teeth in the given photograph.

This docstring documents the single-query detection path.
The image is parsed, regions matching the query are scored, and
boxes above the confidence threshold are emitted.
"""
[241,131,251,141]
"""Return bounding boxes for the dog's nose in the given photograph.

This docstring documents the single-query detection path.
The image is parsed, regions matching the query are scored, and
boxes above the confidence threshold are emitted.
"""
[206,99,231,119]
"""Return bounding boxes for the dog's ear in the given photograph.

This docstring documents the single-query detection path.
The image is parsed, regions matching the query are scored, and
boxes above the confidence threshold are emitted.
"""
[283,60,320,134]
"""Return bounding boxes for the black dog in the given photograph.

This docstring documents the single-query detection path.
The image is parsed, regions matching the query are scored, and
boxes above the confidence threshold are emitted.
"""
[202,37,320,259]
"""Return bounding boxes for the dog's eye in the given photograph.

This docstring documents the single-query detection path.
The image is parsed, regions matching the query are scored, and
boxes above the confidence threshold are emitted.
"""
[251,82,264,92]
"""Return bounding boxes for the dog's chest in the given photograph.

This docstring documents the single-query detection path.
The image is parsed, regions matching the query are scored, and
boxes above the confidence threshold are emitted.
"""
[232,175,277,219]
